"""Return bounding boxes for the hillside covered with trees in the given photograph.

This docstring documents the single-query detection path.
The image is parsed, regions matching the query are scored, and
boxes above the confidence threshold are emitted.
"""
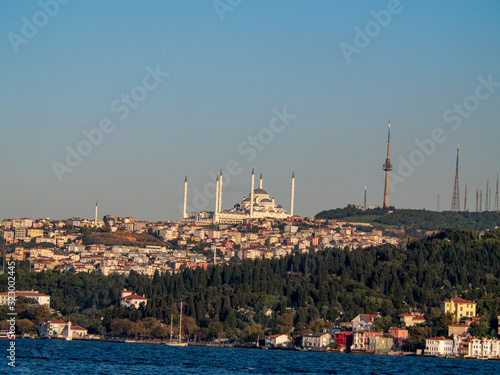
[2,229,499,342]
[316,206,500,233]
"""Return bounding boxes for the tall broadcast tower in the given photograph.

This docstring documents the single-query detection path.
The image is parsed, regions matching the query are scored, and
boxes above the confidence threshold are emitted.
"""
[495,173,499,213]
[451,144,460,212]
[382,121,392,209]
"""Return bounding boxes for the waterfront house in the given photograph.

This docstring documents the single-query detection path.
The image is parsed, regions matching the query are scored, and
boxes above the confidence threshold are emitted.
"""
[334,331,353,352]
[388,327,408,347]
[61,321,88,339]
[301,332,331,349]
[39,319,68,337]
[425,337,454,356]
[264,334,291,348]
[352,330,381,351]
[367,335,394,354]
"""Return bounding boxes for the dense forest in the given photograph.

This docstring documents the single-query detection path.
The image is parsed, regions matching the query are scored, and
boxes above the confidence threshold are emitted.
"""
[2,228,500,342]
[316,206,500,232]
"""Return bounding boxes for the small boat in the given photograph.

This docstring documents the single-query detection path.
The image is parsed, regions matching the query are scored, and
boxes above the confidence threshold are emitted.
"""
[0,330,15,339]
[166,301,188,347]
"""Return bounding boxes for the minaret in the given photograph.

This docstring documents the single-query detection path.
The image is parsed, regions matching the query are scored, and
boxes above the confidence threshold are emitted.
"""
[495,173,499,213]
[364,186,367,208]
[451,144,460,212]
[250,168,255,219]
[464,184,467,211]
[290,171,295,217]
[480,190,483,212]
[94,201,98,227]
[382,121,392,209]
[214,174,219,224]
[259,172,263,189]
[437,195,440,212]
[183,175,188,219]
[218,169,223,214]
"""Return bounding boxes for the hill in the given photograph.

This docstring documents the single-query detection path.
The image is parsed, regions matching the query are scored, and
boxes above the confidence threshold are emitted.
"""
[316,205,500,234]
[82,230,166,247]
[3,228,500,341]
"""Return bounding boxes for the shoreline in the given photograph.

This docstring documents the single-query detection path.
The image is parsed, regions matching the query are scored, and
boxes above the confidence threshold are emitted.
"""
[16,337,500,361]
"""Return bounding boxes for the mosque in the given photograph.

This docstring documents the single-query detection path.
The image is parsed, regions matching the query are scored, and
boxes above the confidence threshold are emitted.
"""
[182,169,295,224]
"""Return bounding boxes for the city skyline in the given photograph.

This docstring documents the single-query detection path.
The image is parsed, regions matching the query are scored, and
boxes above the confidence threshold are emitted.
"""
[1,1,500,221]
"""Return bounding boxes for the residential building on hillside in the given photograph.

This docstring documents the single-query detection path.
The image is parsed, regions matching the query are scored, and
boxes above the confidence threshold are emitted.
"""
[119,289,149,308]
[440,298,476,323]
[398,313,426,327]
[351,314,380,332]
[0,291,50,306]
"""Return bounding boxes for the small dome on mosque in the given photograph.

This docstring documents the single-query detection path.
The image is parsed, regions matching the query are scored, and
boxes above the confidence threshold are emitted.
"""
[260,198,272,203]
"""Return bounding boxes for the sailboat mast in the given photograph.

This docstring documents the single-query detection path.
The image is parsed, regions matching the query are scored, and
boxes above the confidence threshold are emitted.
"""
[179,301,182,343]
[170,314,173,341]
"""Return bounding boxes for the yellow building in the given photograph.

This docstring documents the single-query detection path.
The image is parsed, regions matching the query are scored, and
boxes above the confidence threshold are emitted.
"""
[27,228,44,238]
[440,297,476,323]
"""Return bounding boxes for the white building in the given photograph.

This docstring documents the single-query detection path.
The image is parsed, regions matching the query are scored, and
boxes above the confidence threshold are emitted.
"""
[265,334,291,348]
[301,332,331,348]
[0,290,50,307]
[62,321,88,339]
[425,337,456,356]
[39,319,68,337]
[119,289,149,308]
[351,314,380,332]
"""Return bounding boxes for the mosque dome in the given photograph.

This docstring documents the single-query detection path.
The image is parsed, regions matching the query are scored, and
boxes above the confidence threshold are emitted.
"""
[253,188,268,195]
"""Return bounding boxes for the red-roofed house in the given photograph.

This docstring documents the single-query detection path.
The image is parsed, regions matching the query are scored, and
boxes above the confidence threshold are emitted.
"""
[440,298,476,323]
[62,321,88,339]
[398,313,426,327]
[351,314,380,332]
[119,289,149,309]
[425,337,454,356]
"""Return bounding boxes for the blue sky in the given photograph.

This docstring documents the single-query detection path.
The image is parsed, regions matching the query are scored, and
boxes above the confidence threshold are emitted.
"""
[1,0,499,221]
